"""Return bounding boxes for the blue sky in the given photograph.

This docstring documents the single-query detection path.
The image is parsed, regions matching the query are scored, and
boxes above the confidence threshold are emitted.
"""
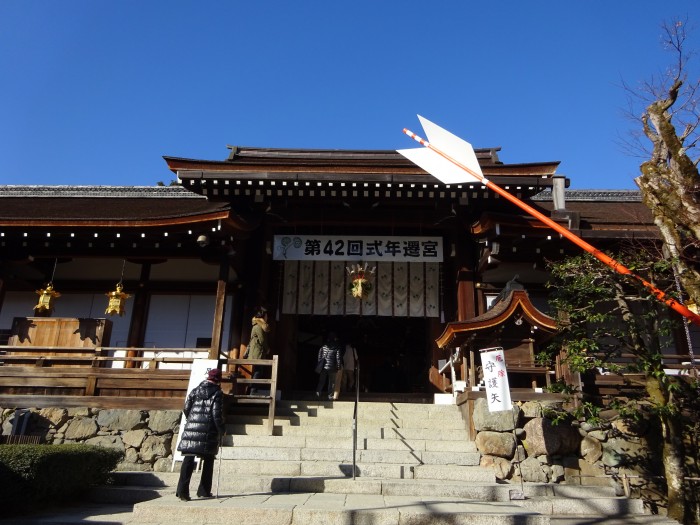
[1,2,698,189]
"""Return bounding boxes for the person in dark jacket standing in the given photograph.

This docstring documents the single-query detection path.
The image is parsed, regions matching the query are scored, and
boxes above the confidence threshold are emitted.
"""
[176,367,225,501]
[315,332,343,399]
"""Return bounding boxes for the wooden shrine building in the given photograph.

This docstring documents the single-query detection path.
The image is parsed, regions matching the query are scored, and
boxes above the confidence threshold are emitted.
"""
[0,145,677,401]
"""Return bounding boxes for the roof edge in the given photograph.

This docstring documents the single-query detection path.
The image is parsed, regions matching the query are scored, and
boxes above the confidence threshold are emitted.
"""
[0,186,204,199]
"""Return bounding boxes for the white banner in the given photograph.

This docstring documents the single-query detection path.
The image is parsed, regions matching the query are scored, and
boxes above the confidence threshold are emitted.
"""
[273,235,443,262]
[480,347,512,413]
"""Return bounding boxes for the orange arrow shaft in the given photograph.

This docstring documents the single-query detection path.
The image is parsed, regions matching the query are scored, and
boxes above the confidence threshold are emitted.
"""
[404,128,700,326]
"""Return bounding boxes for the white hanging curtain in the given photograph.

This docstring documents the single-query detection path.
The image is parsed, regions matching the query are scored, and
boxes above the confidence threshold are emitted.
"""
[329,261,346,315]
[281,260,439,317]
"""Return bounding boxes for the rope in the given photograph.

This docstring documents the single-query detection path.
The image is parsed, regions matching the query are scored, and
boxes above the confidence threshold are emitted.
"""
[672,269,698,378]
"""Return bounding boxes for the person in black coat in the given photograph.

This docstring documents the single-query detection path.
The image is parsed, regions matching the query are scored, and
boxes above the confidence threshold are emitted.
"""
[315,332,343,399]
[176,367,225,501]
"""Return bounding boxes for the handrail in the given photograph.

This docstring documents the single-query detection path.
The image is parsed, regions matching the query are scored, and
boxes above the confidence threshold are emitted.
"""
[438,348,467,397]
[352,355,360,480]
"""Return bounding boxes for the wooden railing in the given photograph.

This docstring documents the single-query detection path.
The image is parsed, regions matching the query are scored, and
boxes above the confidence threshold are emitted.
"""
[0,346,281,427]
[0,365,191,409]
[223,356,279,435]
[588,353,699,400]
[0,346,198,409]
[0,345,208,368]
[434,353,555,394]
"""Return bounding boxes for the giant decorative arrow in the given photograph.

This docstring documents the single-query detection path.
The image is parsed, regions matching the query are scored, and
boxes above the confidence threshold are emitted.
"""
[398,115,700,326]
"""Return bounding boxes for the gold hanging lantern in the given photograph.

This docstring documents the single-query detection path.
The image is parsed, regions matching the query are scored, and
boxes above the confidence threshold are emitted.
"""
[105,282,130,316]
[346,262,376,299]
[35,283,60,313]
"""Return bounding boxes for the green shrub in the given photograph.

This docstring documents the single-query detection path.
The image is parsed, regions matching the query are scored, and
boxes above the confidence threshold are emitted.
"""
[0,444,123,513]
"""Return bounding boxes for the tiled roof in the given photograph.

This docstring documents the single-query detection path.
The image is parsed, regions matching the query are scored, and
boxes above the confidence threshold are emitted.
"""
[533,189,642,202]
[436,290,557,348]
[0,185,201,199]
[531,190,653,226]
[165,147,560,179]
[0,185,229,223]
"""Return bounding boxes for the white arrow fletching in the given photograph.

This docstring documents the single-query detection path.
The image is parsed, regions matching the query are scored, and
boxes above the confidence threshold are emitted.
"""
[417,115,484,179]
[397,147,485,185]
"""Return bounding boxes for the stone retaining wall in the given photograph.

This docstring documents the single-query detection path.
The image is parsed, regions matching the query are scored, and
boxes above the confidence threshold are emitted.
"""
[468,397,657,493]
[0,406,181,472]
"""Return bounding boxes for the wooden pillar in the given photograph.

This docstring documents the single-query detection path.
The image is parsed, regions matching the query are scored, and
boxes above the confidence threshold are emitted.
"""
[125,262,151,368]
[233,236,255,359]
[456,268,476,321]
[239,228,270,353]
[210,258,229,360]
[0,277,5,318]
[228,285,246,359]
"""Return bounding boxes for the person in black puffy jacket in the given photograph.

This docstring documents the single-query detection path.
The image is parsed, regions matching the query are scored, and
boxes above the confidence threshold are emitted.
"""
[175,367,225,501]
[315,332,343,399]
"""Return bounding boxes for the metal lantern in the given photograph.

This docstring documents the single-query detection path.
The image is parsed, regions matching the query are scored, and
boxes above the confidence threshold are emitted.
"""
[34,283,60,313]
[105,282,130,316]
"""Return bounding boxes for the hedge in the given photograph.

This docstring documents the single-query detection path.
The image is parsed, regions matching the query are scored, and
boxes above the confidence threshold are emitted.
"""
[0,444,123,513]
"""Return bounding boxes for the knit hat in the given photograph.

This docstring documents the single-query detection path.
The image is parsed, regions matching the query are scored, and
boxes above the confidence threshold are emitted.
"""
[207,368,222,382]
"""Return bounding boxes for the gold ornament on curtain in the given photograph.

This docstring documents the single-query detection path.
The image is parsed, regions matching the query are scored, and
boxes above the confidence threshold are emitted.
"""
[105,260,130,316]
[346,262,376,299]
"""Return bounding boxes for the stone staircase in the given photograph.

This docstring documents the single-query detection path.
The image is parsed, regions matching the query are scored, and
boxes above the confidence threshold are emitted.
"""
[94,399,663,525]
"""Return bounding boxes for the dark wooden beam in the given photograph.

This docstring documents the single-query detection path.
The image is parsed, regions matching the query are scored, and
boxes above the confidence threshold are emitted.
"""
[210,258,229,360]
[125,262,151,366]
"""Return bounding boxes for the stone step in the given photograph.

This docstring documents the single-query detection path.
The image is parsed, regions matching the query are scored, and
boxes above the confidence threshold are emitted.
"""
[115,471,459,496]
[109,472,627,503]
[110,470,180,486]
[106,471,643,517]
[364,437,476,452]
[231,413,469,429]
[550,517,678,525]
[49,395,652,525]
[221,445,481,466]
[228,423,470,441]
[514,497,646,515]
[293,407,465,422]
[413,463,497,482]
[301,461,494,481]
[203,457,494,481]
[226,433,476,452]
[278,400,462,416]
[226,477,514,499]
[375,481,625,501]
[88,484,168,505]
[131,493,550,525]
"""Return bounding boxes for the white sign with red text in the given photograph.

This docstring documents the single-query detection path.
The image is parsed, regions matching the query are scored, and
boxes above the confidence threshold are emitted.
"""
[481,347,512,413]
